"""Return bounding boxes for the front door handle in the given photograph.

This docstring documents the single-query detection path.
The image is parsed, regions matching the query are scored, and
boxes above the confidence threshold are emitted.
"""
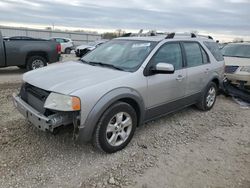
[176,75,184,81]
[205,68,210,74]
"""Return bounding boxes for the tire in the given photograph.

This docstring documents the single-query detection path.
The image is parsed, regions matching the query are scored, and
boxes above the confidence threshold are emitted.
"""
[65,48,71,54]
[18,65,26,69]
[26,56,47,71]
[81,49,90,57]
[93,102,137,153]
[196,82,217,111]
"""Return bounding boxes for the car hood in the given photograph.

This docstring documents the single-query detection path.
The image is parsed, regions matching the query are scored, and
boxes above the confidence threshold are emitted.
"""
[23,61,130,95]
[224,56,250,66]
[76,44,93,50]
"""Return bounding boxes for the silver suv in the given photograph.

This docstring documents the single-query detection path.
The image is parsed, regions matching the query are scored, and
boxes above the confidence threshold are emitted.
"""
[13,33,224,153]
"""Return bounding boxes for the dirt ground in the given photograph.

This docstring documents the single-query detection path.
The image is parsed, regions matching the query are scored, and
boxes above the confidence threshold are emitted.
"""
[0,57,250,188]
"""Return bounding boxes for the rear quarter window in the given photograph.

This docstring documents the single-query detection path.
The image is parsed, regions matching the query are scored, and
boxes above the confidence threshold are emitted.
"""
[204,41,224,61]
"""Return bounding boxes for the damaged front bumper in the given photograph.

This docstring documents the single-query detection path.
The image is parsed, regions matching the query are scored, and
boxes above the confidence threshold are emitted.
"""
[13,94,73,132]
[222,79,250,103]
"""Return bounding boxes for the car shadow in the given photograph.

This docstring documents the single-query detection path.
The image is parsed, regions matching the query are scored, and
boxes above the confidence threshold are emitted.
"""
[0,67,26,74]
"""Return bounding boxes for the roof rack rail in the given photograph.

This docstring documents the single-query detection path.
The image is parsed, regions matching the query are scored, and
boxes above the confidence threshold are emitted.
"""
[121,33,132,37]
[165,32,213,40]
[197,34,213,40]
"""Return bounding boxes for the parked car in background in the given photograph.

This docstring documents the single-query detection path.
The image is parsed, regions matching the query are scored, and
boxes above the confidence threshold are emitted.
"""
[218,43,227,49]
[222,43,250,89]
[13,33,224,153]
[0,31,61,70]
[75,40,108,57]
[4,36,37,40]
[51,37,74,54]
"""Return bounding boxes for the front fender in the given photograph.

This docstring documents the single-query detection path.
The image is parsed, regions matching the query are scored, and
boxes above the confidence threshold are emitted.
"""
[77,87,145,143]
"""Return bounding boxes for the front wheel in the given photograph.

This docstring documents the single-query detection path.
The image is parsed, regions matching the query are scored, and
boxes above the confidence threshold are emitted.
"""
[93,102,137,153]
[196,82,217,111]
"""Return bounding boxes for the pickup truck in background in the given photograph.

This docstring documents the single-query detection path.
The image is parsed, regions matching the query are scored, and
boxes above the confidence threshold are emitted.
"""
[0,31,61,70]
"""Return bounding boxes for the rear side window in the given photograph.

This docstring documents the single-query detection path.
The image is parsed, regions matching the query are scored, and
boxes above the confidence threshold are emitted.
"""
[183,42,203,67]
[55,38,65,43]
[204,41,224,61]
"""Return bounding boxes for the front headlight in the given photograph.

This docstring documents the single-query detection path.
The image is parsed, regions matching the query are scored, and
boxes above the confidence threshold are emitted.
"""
[44,93,81,111]
[240,66,250,73]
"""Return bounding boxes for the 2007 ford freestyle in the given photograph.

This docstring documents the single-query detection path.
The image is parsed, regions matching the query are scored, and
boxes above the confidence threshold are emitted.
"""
[13,33,224,153]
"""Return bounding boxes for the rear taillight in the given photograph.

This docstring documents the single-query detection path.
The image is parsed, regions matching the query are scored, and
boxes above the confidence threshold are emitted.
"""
[56,44,61,54]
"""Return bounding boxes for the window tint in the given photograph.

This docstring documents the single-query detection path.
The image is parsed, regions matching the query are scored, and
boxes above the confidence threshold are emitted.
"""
[152,43,183,70]
[201,47,210,64]
[55,38,65,43]
[204,41,224,61]
[183,42,203,67]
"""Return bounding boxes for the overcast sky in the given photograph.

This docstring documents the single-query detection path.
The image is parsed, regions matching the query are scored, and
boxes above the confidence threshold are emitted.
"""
[0,0,249,40]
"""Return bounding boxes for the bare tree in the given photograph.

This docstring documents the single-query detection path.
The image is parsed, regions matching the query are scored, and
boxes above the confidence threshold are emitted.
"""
[233,38,244,43]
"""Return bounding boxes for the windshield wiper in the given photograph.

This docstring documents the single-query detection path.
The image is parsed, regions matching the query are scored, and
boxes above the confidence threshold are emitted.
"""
[80,59,124,71]
[79,59,91,64]
[88,61,124,71]
[224,55,249,58]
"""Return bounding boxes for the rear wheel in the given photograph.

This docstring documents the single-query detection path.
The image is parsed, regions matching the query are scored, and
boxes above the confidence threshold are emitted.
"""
[65,48,71,54]
[26,56,47,70]
[93,102,137,153]
[196,82,217,111]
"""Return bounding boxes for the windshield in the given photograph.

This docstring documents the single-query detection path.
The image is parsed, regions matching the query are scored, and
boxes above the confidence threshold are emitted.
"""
[221,44,250,58]
[81,39,157,72]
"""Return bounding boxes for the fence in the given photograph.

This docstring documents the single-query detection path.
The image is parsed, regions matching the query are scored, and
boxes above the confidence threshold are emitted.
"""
[0,26,102,46]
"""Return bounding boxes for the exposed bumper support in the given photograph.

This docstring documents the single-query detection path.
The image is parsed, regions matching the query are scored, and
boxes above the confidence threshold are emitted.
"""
[222,79,250,103]
[13,94,73,132]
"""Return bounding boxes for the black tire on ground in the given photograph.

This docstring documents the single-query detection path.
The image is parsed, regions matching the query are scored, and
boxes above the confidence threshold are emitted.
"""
[26,56,47,71]
[17,65,26,69]
[65,48,71,54]
[196,82,218,111]
[93,102,137,153]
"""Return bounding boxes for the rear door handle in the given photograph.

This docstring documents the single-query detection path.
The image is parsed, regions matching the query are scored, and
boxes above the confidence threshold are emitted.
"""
[176,75,184,81]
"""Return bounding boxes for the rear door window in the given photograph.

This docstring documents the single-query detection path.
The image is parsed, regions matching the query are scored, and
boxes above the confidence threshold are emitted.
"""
[201,47,210,64]
[183,42,203,67]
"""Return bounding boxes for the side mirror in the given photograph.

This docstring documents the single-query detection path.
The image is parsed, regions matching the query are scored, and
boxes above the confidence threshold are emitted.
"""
[151,63,175,74]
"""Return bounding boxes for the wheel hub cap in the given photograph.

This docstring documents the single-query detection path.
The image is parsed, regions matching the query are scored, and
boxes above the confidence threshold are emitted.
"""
[206,87,216,108]
[32,60,44,70]
[106,112,132,147]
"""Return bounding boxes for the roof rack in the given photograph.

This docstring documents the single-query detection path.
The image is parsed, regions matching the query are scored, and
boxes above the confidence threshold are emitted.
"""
[165,32,213,40]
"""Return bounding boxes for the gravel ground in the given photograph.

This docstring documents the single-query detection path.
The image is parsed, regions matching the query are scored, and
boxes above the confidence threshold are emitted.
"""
[0,54,249,187]
[0,82,249,188]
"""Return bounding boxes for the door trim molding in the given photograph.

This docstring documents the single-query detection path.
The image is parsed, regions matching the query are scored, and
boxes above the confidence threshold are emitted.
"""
[144,92,201,122]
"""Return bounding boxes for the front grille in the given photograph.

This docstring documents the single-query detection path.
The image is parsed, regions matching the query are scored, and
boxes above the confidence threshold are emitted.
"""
[225,66,239,73]
[79,49,90,56]
[20,83,50,114]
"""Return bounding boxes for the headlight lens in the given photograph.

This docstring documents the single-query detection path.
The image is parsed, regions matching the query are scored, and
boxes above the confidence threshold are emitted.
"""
[44,93,81,111]
[240,66,250,73]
